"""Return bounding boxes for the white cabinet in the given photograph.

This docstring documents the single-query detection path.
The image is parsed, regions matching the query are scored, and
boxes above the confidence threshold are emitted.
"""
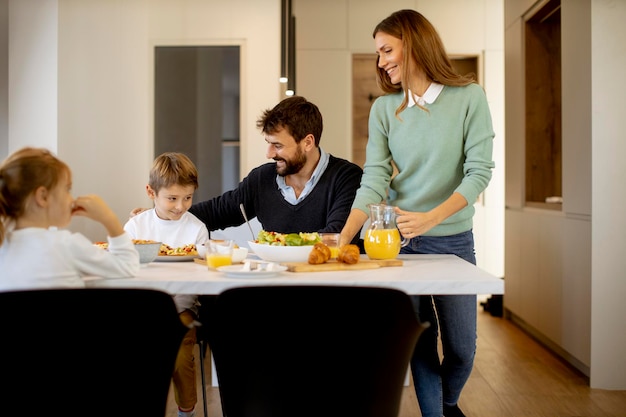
[504,0,592,375]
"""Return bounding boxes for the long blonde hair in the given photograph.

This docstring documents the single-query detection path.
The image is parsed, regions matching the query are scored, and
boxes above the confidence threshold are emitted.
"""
[373,9,476,117]
[0,147,69,245]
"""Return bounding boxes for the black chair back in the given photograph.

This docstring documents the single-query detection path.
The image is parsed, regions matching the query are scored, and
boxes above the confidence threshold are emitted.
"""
[0,288,188,417]
[206,285,428,417]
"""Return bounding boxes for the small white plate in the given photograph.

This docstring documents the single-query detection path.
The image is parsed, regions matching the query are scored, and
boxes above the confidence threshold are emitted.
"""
[155,255,198,262]
[217,264,288,278]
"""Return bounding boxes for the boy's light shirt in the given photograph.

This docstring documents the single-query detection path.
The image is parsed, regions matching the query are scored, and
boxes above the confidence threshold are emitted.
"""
[123,209,208,248]
[123,209,208,314]
[276,147,330,205]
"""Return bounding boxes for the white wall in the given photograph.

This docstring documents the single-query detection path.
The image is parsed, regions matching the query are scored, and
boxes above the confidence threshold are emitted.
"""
[7,0,281,241]
[8,0,58,153]
[503,0,626,389]
[293,0,505,278]
[590,0,626,390]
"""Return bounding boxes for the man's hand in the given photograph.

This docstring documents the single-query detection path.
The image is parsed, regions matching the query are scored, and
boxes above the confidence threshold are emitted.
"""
[129,207,149,218]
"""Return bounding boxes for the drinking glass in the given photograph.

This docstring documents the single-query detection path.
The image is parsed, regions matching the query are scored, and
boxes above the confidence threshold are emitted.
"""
[206,240,234,270]
[319,233,340,259]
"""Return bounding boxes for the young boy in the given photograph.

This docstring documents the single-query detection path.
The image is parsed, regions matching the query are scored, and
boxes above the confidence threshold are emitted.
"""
[124,152,208,417]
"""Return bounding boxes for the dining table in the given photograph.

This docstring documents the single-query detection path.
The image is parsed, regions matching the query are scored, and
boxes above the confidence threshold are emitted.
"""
[84,253,504,296]
[85,253,503,388]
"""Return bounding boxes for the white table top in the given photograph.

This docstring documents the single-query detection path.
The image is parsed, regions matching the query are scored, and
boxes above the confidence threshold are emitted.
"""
[84,254,503,296]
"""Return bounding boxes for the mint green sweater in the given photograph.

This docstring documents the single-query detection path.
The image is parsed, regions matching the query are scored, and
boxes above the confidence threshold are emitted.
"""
[352,83,495,236]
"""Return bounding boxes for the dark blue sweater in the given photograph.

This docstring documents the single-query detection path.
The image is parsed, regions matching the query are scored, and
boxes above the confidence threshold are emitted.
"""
[190,155,363,242]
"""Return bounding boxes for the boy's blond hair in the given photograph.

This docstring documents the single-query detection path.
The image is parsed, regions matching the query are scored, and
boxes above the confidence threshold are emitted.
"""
[149,152,198,193]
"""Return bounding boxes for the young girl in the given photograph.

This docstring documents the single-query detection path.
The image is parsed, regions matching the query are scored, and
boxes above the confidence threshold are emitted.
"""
[0,147,139,289]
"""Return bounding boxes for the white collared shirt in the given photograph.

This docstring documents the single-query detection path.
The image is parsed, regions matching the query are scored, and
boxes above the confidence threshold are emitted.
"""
[277,147,330,205]
[407,83,444,107]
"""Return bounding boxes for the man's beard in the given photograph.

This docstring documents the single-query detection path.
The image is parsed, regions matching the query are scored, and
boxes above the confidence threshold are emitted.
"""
[275,147,307,176]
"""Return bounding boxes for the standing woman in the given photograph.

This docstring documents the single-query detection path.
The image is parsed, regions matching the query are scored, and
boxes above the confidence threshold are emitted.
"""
[339,9,495,417]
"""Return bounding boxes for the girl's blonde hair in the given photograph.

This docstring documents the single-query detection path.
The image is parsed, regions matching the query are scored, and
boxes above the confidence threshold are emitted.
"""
[373,9,476,117]
[0,147,70,245]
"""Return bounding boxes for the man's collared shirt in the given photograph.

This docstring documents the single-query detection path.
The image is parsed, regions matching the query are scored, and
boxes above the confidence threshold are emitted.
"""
[277,147,330,205]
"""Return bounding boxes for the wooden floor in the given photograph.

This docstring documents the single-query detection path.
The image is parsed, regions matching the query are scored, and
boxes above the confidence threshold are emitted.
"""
[166,306,626,417]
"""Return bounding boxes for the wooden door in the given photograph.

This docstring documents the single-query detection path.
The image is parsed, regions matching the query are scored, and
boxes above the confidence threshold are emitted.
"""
[352,54,381,169]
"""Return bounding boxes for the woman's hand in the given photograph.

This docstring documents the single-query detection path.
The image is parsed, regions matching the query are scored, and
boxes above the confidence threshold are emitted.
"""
[394,208,437,238]
[394,192,469,238]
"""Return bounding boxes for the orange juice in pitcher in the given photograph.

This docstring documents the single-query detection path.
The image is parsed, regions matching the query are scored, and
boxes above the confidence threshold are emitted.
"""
[364,229,403,259]
[363,204,409,260]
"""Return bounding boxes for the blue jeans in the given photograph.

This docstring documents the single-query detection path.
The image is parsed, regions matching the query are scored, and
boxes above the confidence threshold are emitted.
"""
[401,230,477,417]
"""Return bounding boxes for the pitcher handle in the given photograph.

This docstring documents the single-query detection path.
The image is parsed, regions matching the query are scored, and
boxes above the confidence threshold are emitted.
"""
[399,230,410,247]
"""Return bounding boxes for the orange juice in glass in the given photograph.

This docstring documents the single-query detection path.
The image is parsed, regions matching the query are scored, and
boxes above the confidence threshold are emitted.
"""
[206,254,233,269]
[206,240,234,270]
[364,229,403,260]
[320,233,340,259]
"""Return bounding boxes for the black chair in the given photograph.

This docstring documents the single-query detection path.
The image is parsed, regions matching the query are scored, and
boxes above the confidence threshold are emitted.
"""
[204,285,429,417]
[0,288,189,417]
[196,295,218,417]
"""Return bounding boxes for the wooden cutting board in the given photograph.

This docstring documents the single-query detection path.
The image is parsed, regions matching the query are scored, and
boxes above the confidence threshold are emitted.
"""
[194,257,403,272]
[282,259,403,272]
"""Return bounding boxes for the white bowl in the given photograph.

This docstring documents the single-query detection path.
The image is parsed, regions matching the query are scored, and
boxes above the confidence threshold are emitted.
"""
[134,242,162,264]
[248,241,314,263]
[231,247,249,263]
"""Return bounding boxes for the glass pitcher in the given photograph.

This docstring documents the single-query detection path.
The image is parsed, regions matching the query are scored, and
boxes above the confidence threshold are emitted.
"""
[363,203,409,260]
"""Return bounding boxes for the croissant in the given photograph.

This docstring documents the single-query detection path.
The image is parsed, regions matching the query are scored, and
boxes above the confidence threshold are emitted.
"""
[337,244,360,264]
[308,242,331,264]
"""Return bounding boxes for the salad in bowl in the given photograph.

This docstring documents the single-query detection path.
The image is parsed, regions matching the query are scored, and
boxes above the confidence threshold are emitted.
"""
[249,231,321,263]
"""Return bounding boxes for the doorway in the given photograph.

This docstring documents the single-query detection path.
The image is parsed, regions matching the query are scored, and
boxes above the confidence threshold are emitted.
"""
[154,45,240,201]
